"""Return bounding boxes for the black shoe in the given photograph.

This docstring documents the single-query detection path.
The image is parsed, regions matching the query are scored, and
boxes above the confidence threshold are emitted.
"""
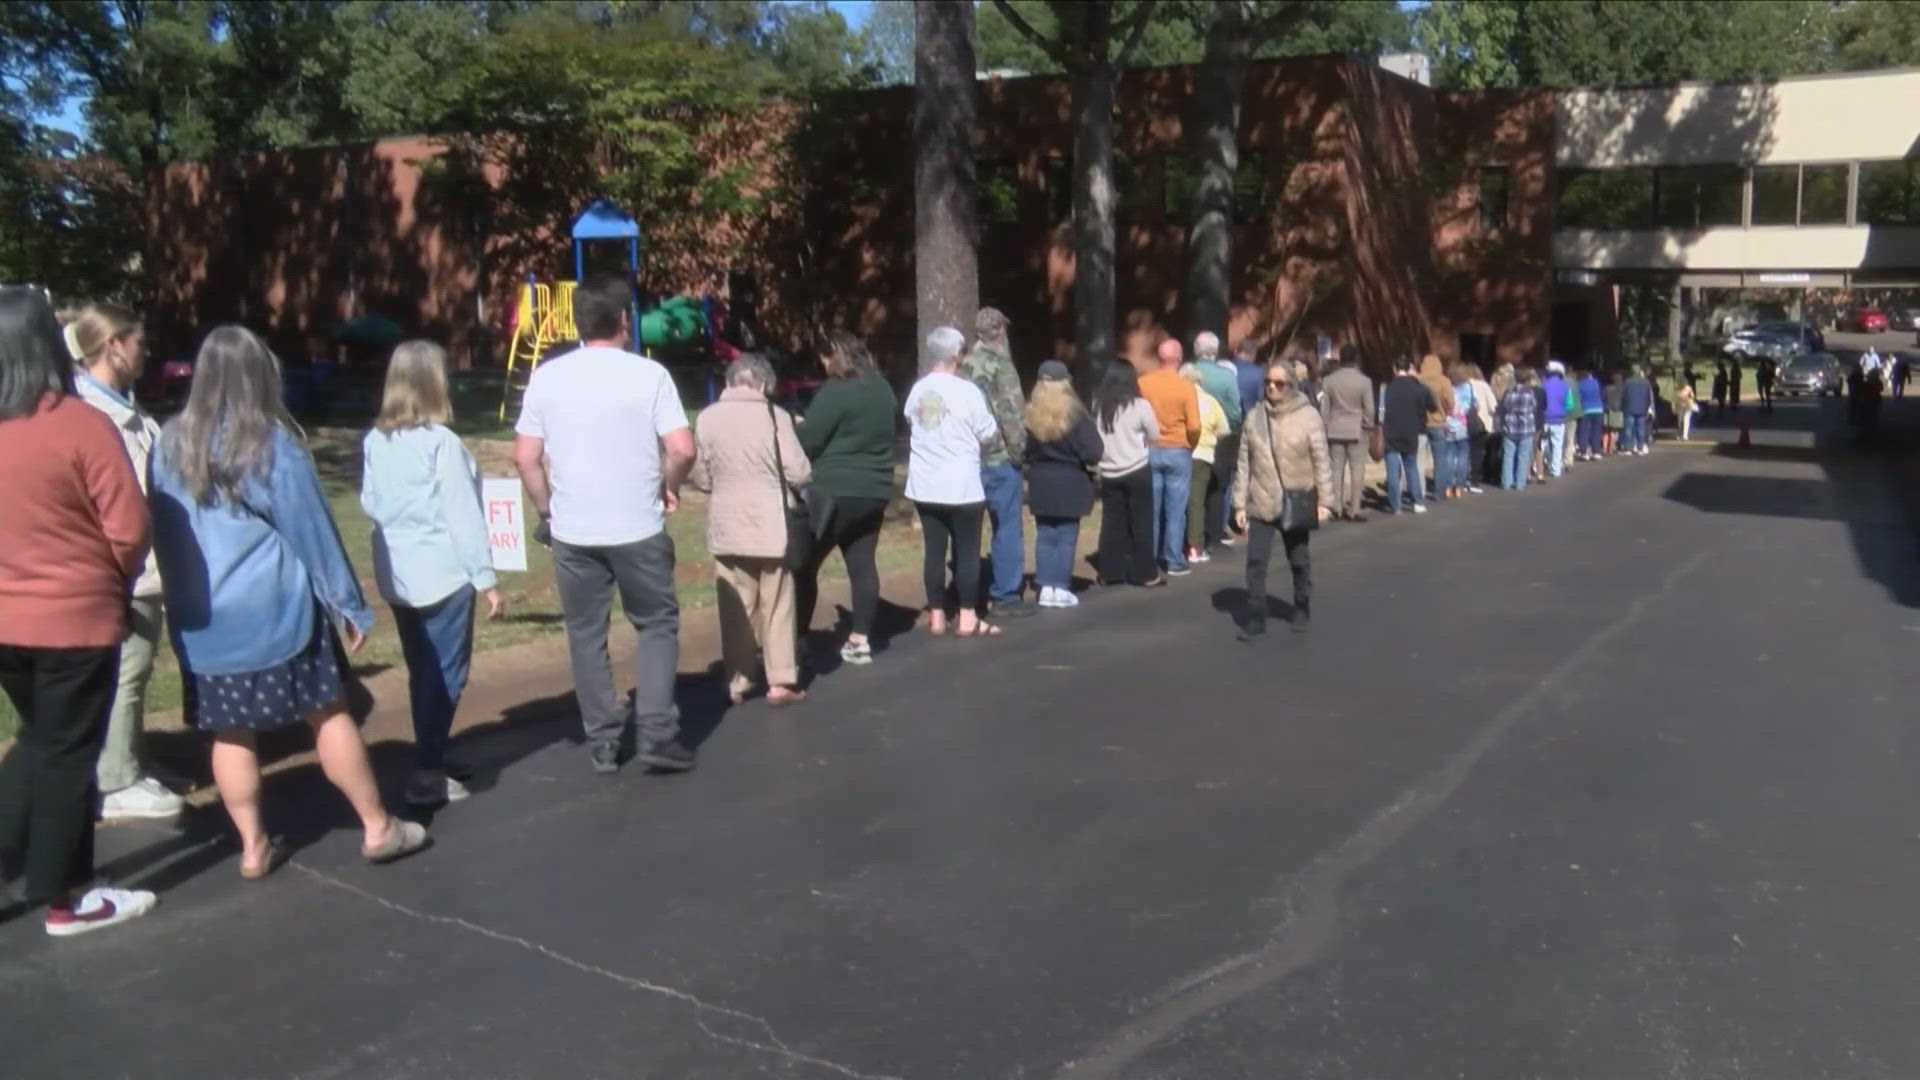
[589,741,622,775]
[1290,606,1311,633]
[1236,620,1267,642]
[1348,513,1369,523]
[636,738,697,773]
[992,598,1037,619]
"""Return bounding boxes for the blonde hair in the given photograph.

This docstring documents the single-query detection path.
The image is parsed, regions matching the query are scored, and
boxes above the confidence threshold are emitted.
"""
[64,301,141,366]
[1025,376,1084,443]
[1179,361,1203,385]
[375,339,452,433]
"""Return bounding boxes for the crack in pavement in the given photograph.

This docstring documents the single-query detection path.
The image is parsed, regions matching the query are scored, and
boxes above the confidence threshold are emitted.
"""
[1051,548,1715,1080]
[292,863,904,1080]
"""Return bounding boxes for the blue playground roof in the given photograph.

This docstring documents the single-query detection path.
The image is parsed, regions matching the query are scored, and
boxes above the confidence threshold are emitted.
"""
[571,198,641,241]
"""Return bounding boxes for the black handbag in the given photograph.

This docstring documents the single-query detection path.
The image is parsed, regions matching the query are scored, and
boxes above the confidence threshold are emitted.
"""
[1266,416,1321,533]
[766,401,812,570]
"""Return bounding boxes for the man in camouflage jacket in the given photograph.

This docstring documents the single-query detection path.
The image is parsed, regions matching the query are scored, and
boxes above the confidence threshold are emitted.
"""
[960,306,1033,616]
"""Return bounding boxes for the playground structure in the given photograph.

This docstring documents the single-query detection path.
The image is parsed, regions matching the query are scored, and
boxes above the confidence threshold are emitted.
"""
[499,198,721,420]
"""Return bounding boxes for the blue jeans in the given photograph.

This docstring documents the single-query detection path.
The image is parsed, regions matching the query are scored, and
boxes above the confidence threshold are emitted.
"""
[1033,517,1080,590]
[1502,433,1535,490]
[1148,448,1193,570]
[1447,437,1470,491]
[391,585,477,771]
[1543,422,1567,477]
[1426,429,1451,495]
[1623,413,1648,452]
[980,462,1026,603]
[1385,448,1424,511]
[1578,414,1602,456]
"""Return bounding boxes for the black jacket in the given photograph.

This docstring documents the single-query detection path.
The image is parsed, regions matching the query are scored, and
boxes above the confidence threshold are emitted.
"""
[1381,374,1435,454]
[1025,413,1104,519]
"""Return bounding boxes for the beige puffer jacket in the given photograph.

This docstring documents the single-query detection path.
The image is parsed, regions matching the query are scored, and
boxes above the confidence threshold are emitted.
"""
[1232,391,1333,524]
[689,387,812,560]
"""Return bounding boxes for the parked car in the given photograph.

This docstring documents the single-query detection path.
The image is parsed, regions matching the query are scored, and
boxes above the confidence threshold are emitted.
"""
[1777,352,1845,396]
[1722,325,1802,364]
[1752,321,1824,352]
[1839,307,1890,333]
[1884,305,1920,332]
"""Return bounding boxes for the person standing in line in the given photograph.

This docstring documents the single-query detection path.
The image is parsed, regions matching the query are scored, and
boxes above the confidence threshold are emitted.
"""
[1539,361,1570,480]
[1728,359,1744,413]
[958,307,1033,619]
[1024,361,1103,609]
[1450,362,1489,496]
[1621,364,1656,455]
[1711,361,1729,419]
[0,288,156,935]
[794,331,896,668]
[1417,354,1456,501]
[1576,366,1605,461]
[1756,357,1776,414]
[1093,360,1164,588]
[1675,378,1698,441]
[1486,361,1515,484]
[64,302,185,822]
[689,355,812,706]
[151,325,429,880]
[360,341,503,808]
[1439,363,1470,499]
[1381,355,1434,514]
[1232,338,1265,419]
[1321,345,1375,521]
[1561,373,1580,472]
[905,327,1003,637]
[1497,367,1541,490]
[1462,362,1496,493]
[1180,361,1232,565]
[1139,338,1202,576]
[1193,332,1244,549]
[1603,371,1625,455]
[513,273,697,775]
[1232,359,1333,640]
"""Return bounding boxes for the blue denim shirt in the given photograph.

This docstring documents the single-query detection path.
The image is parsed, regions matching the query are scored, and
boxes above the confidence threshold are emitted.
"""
[150,425,374,676]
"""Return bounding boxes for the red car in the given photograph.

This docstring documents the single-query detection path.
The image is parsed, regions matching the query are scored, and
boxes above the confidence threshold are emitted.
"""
[1840,307,1890,333]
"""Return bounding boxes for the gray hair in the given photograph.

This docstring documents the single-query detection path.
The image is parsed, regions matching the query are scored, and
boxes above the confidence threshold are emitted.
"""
[924,326,965,372]
[1193,331,1220,361]
[161,324,299,506]
[727,353,776,391]
[975,306,1009,345]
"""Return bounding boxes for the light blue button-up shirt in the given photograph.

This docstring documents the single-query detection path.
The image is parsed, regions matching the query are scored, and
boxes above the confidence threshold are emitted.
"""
[359,424,497,609]
[150,425,375,676]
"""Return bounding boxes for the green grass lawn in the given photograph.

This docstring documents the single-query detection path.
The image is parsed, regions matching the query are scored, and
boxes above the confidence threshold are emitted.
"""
[0,426,928,741]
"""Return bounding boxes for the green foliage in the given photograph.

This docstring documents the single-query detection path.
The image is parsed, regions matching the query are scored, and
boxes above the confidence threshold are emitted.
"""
[1831,0,1920,70]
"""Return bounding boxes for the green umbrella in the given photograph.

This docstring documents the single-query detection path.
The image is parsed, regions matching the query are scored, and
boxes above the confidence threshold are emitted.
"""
[331,315,405,351]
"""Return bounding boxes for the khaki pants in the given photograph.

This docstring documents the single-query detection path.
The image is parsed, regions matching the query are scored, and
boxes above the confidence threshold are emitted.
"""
[97,595,162,793]
[1327,438,1366,515]
[715,555,798,694]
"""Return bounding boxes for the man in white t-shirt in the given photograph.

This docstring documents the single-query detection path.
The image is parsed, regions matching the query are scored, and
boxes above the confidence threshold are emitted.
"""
[513,274,697,775]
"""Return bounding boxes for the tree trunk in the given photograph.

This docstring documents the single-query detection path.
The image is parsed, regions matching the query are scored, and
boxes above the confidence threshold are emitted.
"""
[1184,0,1252,348]
[1070,2,1117,385]
[913,0,978,386]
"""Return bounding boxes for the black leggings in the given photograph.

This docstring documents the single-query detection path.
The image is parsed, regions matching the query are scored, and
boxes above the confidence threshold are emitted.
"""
[1097,467,1156,585]
[1243,519,1311,627]
[795,495,888,638]
[915,501,985,615]
[0,644,118,905]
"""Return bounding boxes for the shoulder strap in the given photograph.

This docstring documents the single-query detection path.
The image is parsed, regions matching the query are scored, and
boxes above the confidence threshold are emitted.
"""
[766,400,792,511]
[1264,407,1289,496]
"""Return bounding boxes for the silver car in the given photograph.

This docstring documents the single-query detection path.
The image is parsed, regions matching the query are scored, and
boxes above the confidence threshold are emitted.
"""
[1777,352,1844,396]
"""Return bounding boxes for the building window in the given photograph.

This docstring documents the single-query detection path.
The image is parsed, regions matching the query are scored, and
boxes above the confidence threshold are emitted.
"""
[979,160,1020,227]
[1800,163,1849,225]
[1751,165,1799,225]
[1858,159,1918,226]
[1478,167,1511,231]
[1654,165,1743,229]
[1556,168,1654,229]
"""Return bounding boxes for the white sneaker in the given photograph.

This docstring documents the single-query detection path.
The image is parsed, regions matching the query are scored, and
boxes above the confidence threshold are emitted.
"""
[1036,587,1066,608]
[100,777,184,821]
[1411,504,1429,514]
[45,885,157,937]
[404,769,471,809]
[1056,589,1080,608]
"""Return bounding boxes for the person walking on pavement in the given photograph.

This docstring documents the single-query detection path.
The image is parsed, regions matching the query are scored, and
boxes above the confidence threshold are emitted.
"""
[1540,361,1570,479]
[152,325,429,880]
[1139,338,1202,576]
[1320,344,1375,520]
[64,302,186,823]
[1193,332,1244,548]
[1497,367,1541,491]
[513,273,698,776]
[1181,361,1231,564]
[1621,364,1656,455]
[1094,360,1164,588]
[959,307,1032,618]
[1675,379,1698,441]
[1576,366,1605,461]
[689,355,812,707]
[1024,361,1103,609]
[361,340,504,808]
[1382,355,1435,514]
[794,331,896,668]
[1418,354,1457,501]
[1232,359,1333,640]
[905,327,1003,638]
[1891,354,1909,399]
[0,287,157,936]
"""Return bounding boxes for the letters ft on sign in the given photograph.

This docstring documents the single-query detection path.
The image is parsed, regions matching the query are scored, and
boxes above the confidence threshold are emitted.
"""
[482,477,528,572]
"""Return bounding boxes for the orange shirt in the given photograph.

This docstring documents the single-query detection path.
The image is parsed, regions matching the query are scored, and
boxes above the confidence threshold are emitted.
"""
[1138,368,1201,450]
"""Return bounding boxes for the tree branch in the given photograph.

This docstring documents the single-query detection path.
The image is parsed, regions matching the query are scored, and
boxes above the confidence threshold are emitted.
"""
[1114,0,1161,65]
[989,0,1079,72]
[1247,0,1319,50]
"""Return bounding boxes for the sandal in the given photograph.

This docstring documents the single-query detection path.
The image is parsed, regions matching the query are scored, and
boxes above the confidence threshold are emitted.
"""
[927,614,949,636]
[362,819,432,865]
[767,687,808,707]
[956,622,1003,638]
[240,837,287,881]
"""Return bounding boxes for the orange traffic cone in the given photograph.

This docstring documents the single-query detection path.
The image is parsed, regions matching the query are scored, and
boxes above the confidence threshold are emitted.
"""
[1738,421,1751,448]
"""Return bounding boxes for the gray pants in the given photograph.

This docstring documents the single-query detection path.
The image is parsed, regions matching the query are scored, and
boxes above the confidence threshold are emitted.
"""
[552,533,681,750]
[97,595,162,792]
[1328,438,1367,516]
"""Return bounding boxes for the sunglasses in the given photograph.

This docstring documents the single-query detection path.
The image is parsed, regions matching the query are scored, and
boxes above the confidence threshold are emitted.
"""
[1265,378,1291,387]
